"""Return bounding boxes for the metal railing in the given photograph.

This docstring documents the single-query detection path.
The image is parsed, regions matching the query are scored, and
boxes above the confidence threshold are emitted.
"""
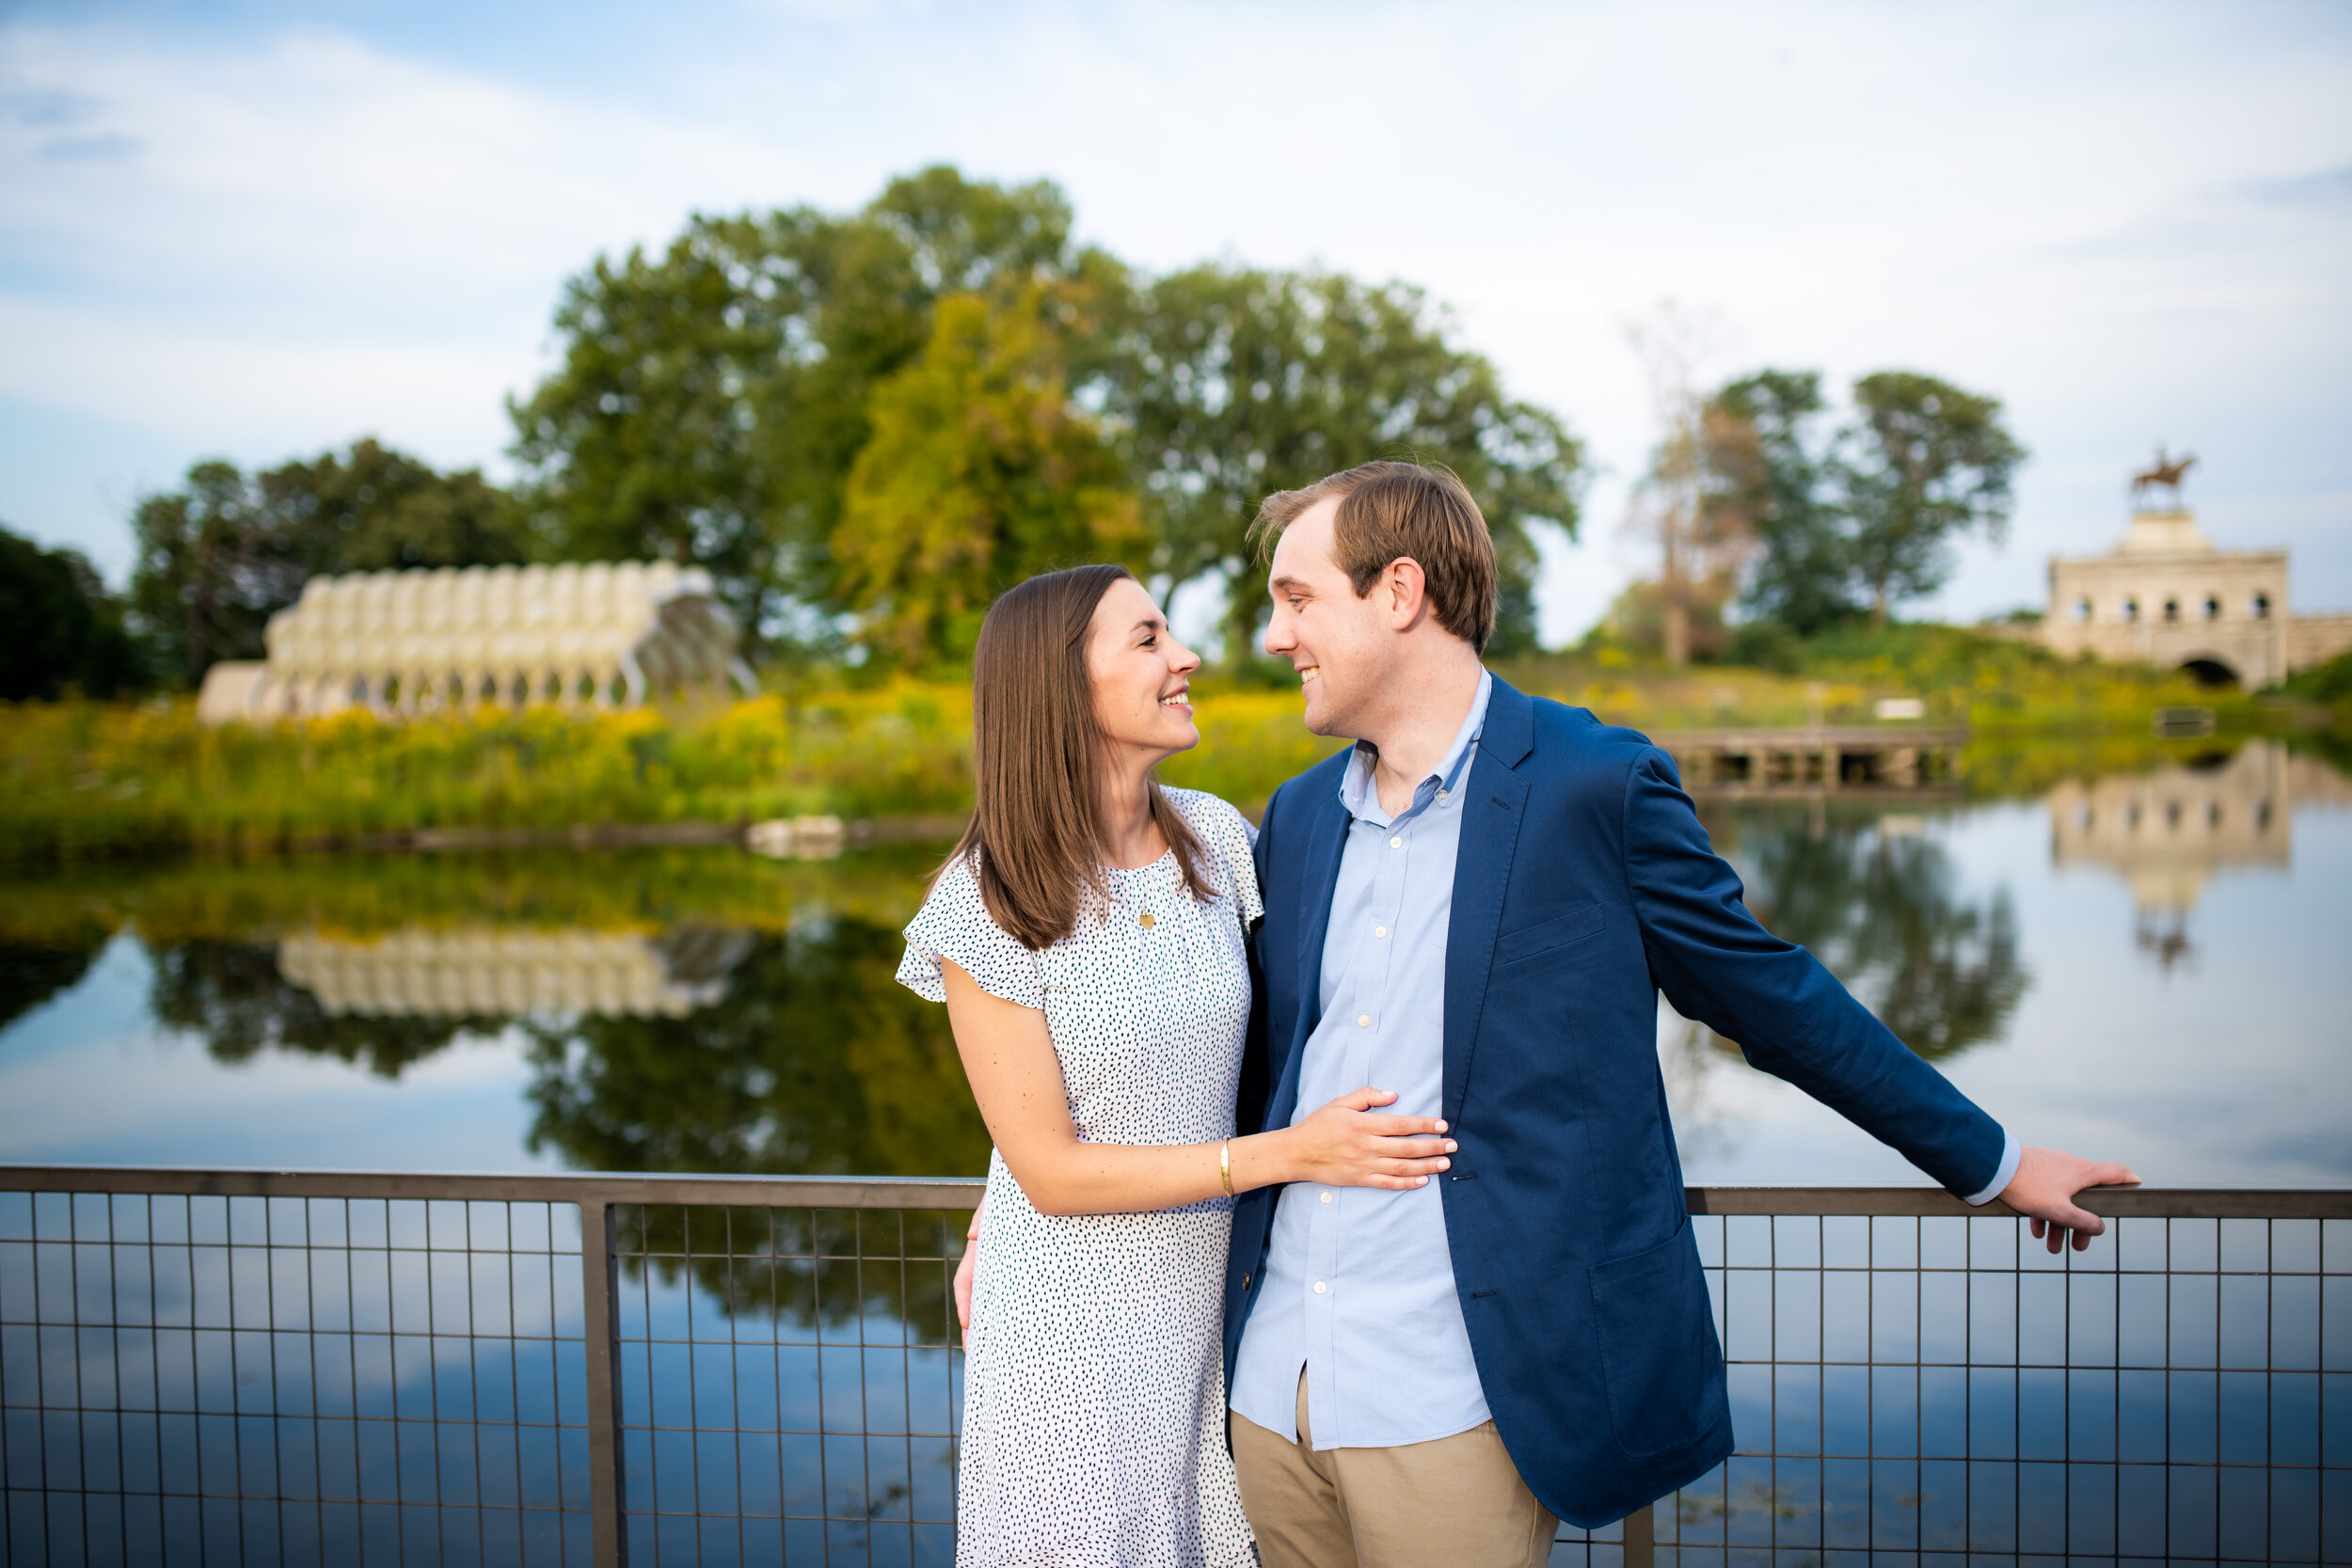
[2,1169,2344,1566]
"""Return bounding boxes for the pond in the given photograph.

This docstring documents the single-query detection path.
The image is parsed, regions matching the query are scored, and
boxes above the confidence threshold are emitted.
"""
[3,740,2347,1191]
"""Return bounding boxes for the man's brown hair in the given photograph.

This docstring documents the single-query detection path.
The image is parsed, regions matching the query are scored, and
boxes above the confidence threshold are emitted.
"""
[943,563,1216,951]
[1248,461,1499,652]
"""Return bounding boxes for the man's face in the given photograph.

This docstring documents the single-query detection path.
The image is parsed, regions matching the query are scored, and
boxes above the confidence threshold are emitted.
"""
[1263,497,1393,738]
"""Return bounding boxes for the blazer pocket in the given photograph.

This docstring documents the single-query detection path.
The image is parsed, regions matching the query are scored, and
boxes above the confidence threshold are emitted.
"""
[1587,1217,1729,1459]
[1494,903,1605,966]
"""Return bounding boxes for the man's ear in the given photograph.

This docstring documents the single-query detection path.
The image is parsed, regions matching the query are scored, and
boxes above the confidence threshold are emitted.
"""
[1384,558,1429,630]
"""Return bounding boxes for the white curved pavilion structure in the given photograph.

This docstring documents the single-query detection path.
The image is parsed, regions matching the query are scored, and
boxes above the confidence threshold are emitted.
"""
[199,561,756,722]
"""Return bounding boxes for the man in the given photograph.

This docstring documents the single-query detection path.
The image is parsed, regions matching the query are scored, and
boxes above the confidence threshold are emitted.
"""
[1222,461,2137,1568]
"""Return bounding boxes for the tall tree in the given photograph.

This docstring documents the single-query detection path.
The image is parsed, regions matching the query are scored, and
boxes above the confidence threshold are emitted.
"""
[509,167,1113,649]
[0,526,148,699]
[1841,372,2026,628]
[511,167,1581,662]
[1112,266,1581,660]
[129,461,303,685]
[834,285,1143,663]
[258,438,521,574]
[128,444,522,685]
[1708,370,1855,636]
[1624,308,1759,665]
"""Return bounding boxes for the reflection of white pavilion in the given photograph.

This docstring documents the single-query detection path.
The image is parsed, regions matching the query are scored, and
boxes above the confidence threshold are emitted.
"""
[275,927,751,1019]
[198,560,756,724]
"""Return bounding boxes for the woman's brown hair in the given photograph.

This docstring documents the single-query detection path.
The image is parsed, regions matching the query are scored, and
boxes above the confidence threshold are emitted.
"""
[946,564,1217,951]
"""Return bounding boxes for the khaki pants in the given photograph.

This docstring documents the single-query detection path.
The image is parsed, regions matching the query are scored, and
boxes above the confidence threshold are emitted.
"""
[1230,1373,1558,1568]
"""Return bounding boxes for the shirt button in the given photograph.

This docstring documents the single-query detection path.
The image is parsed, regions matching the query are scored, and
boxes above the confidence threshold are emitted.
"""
[1357,1014,1371,1027]
[1389,835,1403,848]
[1313,1281,1327,1294]
[1374,926,1387,939]
[1321,1191,1332,1203]
[1438,788,1449,800]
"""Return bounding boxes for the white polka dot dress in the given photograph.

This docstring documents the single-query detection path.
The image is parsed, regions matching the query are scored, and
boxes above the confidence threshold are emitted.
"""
[897,787,1263,1568]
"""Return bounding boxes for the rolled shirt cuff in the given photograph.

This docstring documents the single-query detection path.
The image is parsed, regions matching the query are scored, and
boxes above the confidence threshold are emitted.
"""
[1963,1130,2023,1207]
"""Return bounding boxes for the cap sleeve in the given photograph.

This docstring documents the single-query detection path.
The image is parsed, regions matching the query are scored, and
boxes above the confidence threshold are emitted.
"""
[896,857,1046,1010]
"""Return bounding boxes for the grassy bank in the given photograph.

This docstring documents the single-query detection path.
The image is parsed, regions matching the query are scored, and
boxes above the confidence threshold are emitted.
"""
[0,681,1347,860]
[7,629,2339,860]
[0,843,947,948]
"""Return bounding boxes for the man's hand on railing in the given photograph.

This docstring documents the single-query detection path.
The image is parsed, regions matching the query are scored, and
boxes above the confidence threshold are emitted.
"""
[1999,1147,2143,1253]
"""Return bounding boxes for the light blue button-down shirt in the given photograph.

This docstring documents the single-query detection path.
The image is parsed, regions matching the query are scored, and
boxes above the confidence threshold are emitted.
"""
[1230,673,1496,1449]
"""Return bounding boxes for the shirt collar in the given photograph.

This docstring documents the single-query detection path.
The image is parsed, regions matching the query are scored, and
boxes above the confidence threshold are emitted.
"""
[1337,670,1493,828]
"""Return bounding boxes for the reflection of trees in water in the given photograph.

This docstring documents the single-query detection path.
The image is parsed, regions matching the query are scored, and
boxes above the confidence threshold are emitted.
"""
[153,939,487,1075]
[0,927,113,1034]
[516,916,983,1334]
[519,920,987,1180]
[1708,807,2029,1060]
[611,1203,964,1341]
[143,911,984,1330]
[145,914,987,1180]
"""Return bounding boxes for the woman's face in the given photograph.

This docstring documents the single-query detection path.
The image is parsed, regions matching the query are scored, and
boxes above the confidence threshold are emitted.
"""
[1087,577,1201,766]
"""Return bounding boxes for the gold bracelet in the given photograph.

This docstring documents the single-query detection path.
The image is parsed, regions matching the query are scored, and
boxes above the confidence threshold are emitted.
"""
[1219,1140,1234,1197]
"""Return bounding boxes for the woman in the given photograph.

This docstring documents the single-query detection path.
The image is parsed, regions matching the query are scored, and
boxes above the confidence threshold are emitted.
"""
[895,564,1456,1566]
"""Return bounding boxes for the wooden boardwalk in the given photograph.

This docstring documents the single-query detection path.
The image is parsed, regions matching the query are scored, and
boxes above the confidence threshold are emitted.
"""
[1648,724,1966,795]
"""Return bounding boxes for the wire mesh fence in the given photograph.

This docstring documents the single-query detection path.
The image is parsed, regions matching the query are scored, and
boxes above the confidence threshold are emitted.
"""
[2,1170,2344,1567]
[1553,1195,2352,1567]
[0,1185,592,1565]
[607,1203,964,1567]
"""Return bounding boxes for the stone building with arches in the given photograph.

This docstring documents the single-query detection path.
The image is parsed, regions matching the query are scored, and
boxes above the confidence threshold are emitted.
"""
[2040,509,2352,687]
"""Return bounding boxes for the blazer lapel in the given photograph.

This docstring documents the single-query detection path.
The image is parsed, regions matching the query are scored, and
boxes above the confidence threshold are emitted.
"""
[1269,788,1351,1130]
[1443,678,1535,1125]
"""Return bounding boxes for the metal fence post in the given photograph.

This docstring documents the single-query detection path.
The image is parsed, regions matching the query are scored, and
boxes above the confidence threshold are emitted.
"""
[1621,1501,1653,1568]
[580,1197,628,1567]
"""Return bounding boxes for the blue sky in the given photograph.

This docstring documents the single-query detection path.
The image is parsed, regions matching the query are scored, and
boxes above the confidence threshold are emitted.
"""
[3,0,2348,642]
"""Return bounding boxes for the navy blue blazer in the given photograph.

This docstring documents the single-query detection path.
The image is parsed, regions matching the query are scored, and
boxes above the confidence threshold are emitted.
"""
[1223,676,2007,1528]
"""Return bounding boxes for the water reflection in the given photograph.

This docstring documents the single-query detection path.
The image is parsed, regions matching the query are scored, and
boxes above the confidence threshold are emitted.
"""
[154,938,491,1078]
[1662,802,2032,1173]
[0,848,991,1178]
[2046,740,2352,971]
[277,927,755,1020]
[157,919,988,1177]
[1719,807,2029,1060]
[519,927,988,1179]
[0,742,2345,1187]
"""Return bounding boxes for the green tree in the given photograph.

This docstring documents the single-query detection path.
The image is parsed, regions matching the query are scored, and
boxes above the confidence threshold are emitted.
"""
[509,167,1109,650]
[0,525,149,699]
[1708,370,1857,636]
[511,167,1581,662]
[129,461,301,684]
[834,285,1143,664]
[1840,372,2026,628]
[129,443,522,685]
[258,438,521,574]
[1113,266,1581,659]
